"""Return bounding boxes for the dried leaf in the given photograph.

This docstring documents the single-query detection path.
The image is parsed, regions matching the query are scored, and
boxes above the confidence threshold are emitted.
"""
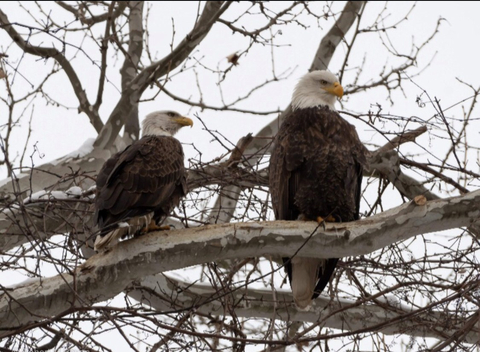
[0,68,5,80]
[226,52,240,66]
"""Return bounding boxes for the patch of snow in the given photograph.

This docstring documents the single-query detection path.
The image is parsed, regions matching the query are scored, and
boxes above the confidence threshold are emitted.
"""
[25,190,47,201]
[24,190,69,203]
[66,186,83,197]
[86,185,97,199]
[377,294,413,311]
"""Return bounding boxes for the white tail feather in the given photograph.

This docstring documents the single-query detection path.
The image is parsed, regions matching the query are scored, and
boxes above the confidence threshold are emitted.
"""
[94,228,125,252]
[291,257,322,309]
[94,213,153,252]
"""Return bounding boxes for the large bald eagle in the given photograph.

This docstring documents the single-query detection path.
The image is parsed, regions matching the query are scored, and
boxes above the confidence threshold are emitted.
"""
[269,70,367,308]
[93,111,193,252]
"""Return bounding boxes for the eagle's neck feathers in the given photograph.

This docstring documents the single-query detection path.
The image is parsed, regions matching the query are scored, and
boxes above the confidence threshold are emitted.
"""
[142,118,176,137]
[291,95,336,111]
[142,126,172,137]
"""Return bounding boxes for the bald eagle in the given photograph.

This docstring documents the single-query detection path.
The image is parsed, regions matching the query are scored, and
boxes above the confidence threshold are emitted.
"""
[93,111,193,252]
[269,70,367,308]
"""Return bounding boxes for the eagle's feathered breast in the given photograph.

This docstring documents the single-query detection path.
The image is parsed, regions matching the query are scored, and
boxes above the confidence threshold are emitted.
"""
[270,106,365,223]
[94,135,187,248]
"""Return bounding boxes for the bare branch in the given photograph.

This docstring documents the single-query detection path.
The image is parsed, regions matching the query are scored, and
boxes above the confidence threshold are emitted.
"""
[54,1,127,26]
[0,9,104,133]
[310,1,365,71]
[94,1,232,150]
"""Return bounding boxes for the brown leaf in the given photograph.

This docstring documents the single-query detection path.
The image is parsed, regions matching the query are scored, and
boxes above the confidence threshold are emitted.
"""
[226,52,240,66]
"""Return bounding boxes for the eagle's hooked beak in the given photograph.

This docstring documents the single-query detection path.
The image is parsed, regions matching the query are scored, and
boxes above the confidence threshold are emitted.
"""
[323,81,344,99]
[174,116,194,128]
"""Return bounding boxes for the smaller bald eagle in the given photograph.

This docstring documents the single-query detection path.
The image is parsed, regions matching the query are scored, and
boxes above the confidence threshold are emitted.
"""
[269,70,367,308]
[93,111,193,252]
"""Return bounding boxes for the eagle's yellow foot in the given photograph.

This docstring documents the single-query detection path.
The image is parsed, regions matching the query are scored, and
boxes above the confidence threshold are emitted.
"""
[142,220,171,233]
[316,215,336,224]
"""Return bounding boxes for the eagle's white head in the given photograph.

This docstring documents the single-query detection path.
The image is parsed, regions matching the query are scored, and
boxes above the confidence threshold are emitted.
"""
[291,70,344,111]
[142,110,193,137]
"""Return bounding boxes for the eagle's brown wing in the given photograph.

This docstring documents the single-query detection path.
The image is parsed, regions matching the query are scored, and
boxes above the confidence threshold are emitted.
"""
[95,135,186,232]
[269,106,367,307]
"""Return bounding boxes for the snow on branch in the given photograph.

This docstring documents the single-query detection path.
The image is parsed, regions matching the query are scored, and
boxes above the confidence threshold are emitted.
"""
[1,190,479,335]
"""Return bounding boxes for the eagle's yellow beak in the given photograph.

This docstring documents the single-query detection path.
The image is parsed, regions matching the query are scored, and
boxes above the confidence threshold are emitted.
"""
[174,116,194,128]
[323,81,344,99]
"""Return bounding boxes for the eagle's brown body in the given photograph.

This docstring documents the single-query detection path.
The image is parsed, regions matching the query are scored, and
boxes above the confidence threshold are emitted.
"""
[269,105,367,307]
[94,135,187,251]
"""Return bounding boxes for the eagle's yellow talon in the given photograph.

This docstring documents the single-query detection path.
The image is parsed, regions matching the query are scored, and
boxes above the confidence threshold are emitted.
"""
[142,220,171,233]
[316,215,335,224]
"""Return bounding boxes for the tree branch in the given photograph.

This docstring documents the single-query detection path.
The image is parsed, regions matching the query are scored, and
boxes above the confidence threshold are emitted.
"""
[0,9,104,133]
[310,1,365,71]
[120,1,144,143]
[54,1,127,26]
[126,273,479,344]
[94,1,232,150]
[1,190,479,334]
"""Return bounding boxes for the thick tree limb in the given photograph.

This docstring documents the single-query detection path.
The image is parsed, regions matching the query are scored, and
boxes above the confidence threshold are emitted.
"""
[374,125,427,154]
[126,273,479,343]
[310,1,365,71]
[119,1,144,142]
[1,190,479,334]
[367,149,439,201]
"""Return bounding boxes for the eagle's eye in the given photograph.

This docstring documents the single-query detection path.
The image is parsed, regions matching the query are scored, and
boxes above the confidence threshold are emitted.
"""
[320,79,328,85]
[167,112,175,117]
